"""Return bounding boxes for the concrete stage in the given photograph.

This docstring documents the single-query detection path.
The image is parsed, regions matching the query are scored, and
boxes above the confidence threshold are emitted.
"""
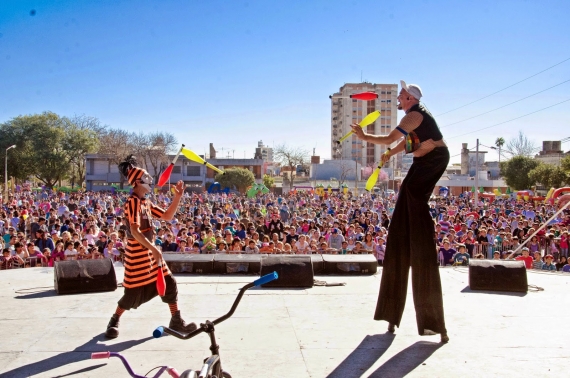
[1,266,569,378]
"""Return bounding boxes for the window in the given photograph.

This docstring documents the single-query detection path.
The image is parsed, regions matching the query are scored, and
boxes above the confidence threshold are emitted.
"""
[186,166,200,176]
[172,166,181,174]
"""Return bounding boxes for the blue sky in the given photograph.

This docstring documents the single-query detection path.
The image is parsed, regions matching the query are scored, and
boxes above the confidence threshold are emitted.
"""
[1,0,569,164]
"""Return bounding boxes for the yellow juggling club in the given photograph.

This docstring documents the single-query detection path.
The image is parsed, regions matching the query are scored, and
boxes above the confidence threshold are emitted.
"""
[336,110,380,144]
[181,147,224,175]
[365,148,391,192]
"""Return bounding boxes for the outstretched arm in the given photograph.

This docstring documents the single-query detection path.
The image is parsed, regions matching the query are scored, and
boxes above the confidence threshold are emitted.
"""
[161,181,185,221]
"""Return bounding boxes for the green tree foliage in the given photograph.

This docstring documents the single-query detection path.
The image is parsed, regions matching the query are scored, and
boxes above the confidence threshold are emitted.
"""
[528,163,568,188]
[62,115,101,188]
[499,156,539,190]
[0,112,70,187]
[561,155,570,175]
[215,167,255,193]
[262,174,275,189]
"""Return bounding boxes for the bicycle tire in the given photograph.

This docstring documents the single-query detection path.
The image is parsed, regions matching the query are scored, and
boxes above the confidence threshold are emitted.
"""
[222,370,232,378]
[180,369,198,378]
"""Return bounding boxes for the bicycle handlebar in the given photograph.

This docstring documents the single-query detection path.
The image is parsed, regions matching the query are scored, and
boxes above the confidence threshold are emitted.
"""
[91,351,111,359]
[254,271,278,286]
[154,272,278,340]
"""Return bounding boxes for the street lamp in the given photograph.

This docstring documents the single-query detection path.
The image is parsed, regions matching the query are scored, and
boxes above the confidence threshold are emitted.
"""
[4,144,16,201]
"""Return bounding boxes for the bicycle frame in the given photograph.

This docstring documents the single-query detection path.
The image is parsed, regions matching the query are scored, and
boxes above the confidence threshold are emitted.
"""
[153,272,278,378]
[91,351,179,378]
[90,272,278,378]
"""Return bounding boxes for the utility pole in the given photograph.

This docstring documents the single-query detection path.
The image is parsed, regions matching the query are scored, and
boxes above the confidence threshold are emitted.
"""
[474,139,479,208]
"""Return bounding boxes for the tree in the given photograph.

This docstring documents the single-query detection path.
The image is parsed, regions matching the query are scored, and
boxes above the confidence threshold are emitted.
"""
[274,144,309,191]
[505,131,539,157]
[62,115,101,188]
[215,167,255,193]
[144,131,178,178]
[528,163,568,189]
[495,137,505,163]
[337,160,355,189]
[0,112,71,188]
[262,174,274,189]
[96,128,134,188]
[561,155,570,174]
[499,156,539,190]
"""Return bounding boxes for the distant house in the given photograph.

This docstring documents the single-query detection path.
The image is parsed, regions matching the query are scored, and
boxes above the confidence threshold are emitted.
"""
[84,154,263,191]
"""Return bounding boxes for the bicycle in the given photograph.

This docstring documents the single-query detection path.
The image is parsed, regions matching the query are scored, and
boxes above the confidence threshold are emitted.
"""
[91,271,279,378]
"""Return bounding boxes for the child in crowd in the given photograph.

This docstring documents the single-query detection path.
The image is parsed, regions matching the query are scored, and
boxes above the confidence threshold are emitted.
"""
[541,254,556,271]
[339,241,349,255]
[453,244,470,266]
[532,251,543,270]
[438,240,456,266]
[64,241,78,260]
[513,247,533,269]
[375,238,385,265]
[560,231,568,258]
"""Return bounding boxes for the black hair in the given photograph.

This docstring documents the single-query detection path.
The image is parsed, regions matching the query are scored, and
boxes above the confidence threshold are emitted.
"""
[118,155,138,177]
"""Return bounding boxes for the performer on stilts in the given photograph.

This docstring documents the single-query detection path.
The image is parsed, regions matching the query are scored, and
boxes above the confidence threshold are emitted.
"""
[105,155,197,338]
[351,80,449,343]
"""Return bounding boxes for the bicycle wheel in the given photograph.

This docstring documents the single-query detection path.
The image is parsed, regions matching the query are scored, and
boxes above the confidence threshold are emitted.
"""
[222,370,232,378]
[180,369,198,378]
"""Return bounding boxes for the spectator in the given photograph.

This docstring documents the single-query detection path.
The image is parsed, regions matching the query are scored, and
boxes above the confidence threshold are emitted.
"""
[329,228,344,250]
[532,251,543,270]
[438,240,456,266]
[34,230,55,253]
[64,241,78,260]
[560,230,568,258]
[555,256,567,271]
[245,240,259,254]
[453,244,470,266]
[542,254,556,271]
[1,248,23,269]
[514,247,533,269]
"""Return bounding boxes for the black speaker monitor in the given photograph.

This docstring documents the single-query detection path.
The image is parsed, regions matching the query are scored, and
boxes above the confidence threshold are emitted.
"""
[469,260,528,293]
[260,255,314,288]
[54,259,118,295]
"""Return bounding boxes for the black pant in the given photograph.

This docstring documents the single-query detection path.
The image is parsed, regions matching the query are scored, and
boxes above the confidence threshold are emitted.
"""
[374,147,449,335]
[118,274,178,310]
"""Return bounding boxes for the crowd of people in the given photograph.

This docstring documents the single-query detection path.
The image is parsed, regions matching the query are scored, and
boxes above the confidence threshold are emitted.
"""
[1,187,569,272]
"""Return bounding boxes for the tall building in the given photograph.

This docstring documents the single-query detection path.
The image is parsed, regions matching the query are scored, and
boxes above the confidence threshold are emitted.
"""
[254,140,274,162]
[331,83,398,168]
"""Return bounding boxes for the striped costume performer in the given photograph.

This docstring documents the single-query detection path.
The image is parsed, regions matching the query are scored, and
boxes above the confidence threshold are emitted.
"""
[105,155,196,339]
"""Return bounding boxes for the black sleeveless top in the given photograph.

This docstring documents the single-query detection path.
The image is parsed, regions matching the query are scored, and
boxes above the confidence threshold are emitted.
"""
[408,103,443,142]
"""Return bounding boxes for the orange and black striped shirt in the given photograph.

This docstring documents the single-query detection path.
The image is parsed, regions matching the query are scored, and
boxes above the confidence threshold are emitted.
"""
[123,195,171,289]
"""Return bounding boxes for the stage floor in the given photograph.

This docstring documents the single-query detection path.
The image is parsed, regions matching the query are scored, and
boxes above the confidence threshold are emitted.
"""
[1,266,569,378]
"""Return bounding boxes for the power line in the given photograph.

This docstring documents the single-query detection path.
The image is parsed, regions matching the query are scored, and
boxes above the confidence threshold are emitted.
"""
[446,98,570,140]
[436,57,570,117]
[440,79,570,128]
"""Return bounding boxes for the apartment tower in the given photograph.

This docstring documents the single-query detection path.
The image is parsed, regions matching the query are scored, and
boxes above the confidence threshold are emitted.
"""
[330,82,398,168]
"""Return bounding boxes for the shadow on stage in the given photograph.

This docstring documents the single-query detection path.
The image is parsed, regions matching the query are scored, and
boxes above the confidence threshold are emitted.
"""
[367,341,442,378]
[325,333,395,378]
[1,334,153,378]
[460,285,527,297]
